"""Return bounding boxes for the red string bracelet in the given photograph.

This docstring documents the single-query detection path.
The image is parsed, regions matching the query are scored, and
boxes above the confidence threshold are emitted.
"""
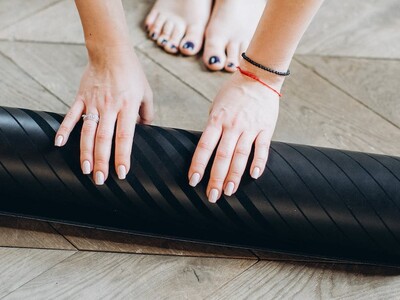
[236,66,282,97]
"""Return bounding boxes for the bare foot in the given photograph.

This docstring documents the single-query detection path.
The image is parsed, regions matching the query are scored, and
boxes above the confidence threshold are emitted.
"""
[204,0,265,72]
[145,0,212,55]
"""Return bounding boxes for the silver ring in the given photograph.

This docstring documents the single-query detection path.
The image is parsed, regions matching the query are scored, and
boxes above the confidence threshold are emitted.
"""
[82,113,100,124]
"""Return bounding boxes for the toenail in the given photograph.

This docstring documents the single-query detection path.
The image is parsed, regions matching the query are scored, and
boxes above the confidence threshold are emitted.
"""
[161,39,168,45]
[209,56,221,65]
[151,32,157,39]
[182,42,195,50]
[145,25,149,31]
[227,62,235,68]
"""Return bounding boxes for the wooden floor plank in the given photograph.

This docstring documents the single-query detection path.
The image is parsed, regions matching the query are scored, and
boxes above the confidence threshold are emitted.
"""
[207,260,400,299]
[296,55,400,128]
[4,251,256,299]
[51,223,256,259]
[0,247,75,298]
[0,51,67,112]
[297,0,400,59]
[0,41,209,130]
[139,41,400,156]
[0,0,60,31]
[0,216,75,250]
[0,0,153,46]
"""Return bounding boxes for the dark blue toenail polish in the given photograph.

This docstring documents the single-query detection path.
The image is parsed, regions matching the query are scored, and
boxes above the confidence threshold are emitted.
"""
[209,56,220,65]
[182,41,195,50]
[227,62,235,68]
[151,32,157,39]
[161,39,168,45]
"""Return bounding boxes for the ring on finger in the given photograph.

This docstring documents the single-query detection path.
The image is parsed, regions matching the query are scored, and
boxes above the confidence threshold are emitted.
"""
[82,113,100,124]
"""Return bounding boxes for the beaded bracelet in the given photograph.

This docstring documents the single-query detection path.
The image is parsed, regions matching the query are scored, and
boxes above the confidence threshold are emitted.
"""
[241,52,290,77]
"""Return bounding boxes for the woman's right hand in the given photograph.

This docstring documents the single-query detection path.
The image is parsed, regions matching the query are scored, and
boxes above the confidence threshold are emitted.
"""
[55,46,154,185]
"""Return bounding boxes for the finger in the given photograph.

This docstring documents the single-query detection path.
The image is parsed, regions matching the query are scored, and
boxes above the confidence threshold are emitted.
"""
[188,123,222,189]
[93,112,117,185]
[224,132,257,196]
[138,86,154,125]
[115,108,137,180]
[80,107,99,176]
[55,98,84,147]
[207,130,241,203]
[250,130,272,179]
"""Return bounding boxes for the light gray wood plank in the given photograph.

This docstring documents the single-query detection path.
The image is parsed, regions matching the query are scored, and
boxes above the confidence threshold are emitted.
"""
[51,223,256,259]
[296,55,400,128]
[139,41,400,156]
[0,216,76,250]
[0,51,68,112]
[0,41,209,130]
[0,0,153,46]
[0,247,75,298]
[0,0,60,30]
[4,251,256,299]
[207,260,400,300]
[297,0,400,59]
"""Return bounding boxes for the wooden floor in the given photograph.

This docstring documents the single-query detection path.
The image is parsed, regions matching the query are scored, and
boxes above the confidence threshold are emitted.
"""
[0,0,399,298]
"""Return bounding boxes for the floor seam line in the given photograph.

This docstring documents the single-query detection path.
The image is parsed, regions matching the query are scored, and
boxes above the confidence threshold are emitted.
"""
[0,50,69,109]
[294,57,400,130]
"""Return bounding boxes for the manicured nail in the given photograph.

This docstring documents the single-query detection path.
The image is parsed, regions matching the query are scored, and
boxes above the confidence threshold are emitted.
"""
[227,62,235,68]
[117,165,127,180]
[208,189,219,203]
[95,171,105,185]
[209,56,220,65]
[182,41,194,50]
[251,167,261,179]
[55,135,63,147]
[189,173,200,187]
[224,182,235,196]
[161,39,168,45]
[82,160,91,175]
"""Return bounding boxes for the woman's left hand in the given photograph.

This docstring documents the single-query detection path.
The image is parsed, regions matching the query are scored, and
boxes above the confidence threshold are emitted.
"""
[188,71,282,203]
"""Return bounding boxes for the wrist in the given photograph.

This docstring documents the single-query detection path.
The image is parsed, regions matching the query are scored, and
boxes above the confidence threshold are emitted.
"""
[86,41,135,67]
[238,59,286,91]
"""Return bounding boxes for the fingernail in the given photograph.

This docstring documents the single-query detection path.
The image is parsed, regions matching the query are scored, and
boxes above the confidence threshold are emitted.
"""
[251,167,261,179]
[208,189,219,203]
[209,56,220,65]
[95,171,105,185]
[182,41,194,50]
[117,165,126,180]
[189,173,200,187]
[224,182,235,196]
[82,160,91,175]
[161,39,168,45]
[55,135,63,147]
[227,62,235,68]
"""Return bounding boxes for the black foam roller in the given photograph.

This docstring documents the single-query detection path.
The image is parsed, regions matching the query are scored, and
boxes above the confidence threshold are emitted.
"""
[1,106,400,266]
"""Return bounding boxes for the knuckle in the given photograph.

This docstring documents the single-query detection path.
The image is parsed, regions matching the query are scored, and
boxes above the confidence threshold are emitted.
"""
[95,157,109,167]
[215,149,230,160]
[191,160,207,170]
[197,141,213,152]
[58,124,71,134]
[81,149,93,157]
[229,168,243,179]
[235,146,250,157]
[116,129,133,141]
[96,129,113,142]
[254,157,267,166]
[209,177,225,186]
[256,139,270,148]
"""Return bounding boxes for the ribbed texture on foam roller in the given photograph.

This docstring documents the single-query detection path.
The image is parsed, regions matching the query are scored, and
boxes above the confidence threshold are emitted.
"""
[0,106,400,266]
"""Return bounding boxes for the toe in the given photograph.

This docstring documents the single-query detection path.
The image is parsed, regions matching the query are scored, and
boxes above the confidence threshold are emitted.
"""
[165,24,186,54]
[149,14,167,41]
[144,9,158,32]
[203,38,227,71]
[156,20,174,47]
[179,25,205,56]
[224,42,240,72]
